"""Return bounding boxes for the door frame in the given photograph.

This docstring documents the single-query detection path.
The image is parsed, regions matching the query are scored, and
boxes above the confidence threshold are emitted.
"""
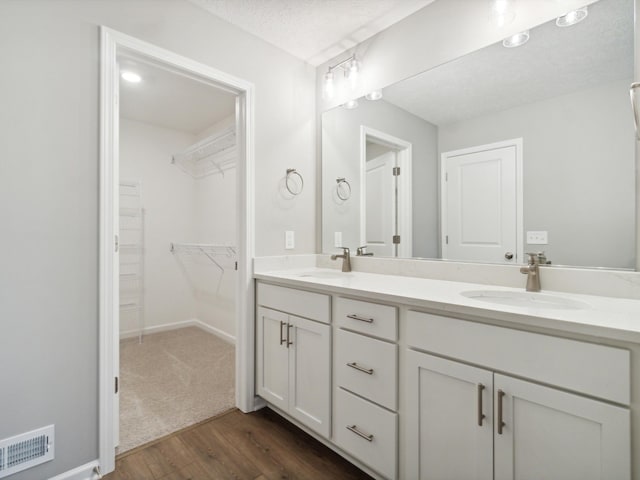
[440,138,523,263]
[359,126,413,257]
[99,27,256,474]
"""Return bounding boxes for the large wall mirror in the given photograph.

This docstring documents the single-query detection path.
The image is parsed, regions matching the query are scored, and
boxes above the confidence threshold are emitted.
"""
[322,0,635,269]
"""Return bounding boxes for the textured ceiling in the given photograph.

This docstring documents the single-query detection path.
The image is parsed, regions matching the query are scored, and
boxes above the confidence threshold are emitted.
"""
[189,0,435,65]
[119,59,236,135]
[383,0,633,126]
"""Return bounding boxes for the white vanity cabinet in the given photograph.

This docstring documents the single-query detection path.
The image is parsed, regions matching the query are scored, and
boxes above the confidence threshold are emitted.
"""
[405,311,631,480]
[256,283,331,437]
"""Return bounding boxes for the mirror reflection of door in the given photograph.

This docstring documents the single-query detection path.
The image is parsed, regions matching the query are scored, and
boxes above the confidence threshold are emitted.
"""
[441,139,523,264]
[365,147,397,256]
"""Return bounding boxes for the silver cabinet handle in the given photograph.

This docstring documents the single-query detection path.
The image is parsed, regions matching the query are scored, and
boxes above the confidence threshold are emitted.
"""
[279,321,286,345]
[346,362,374,375]
[286,323,293,348]
[477,383,486,426]
[630,82,640,140]
[346,425,374,442]
[346,314,374,323]
[497,389,506,435]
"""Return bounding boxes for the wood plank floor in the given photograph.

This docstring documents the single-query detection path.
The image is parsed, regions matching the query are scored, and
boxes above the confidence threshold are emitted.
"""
[105,408,373,480]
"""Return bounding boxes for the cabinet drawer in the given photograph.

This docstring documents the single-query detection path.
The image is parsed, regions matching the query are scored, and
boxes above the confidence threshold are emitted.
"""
[407,311,630,405]
[336,329,397,410]
[334,388,397,480]
[257,282,330,324]
[335,297,397,341]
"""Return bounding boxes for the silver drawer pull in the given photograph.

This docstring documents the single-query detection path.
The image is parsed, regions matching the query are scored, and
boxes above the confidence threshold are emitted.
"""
[346,314,374,323]
[346,362,374,375]
[346,424,374,442]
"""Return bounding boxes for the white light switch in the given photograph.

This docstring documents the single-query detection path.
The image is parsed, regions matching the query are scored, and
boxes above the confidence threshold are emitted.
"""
[527,230,548,245]
[334,232,342,248]
[285,230,295,249]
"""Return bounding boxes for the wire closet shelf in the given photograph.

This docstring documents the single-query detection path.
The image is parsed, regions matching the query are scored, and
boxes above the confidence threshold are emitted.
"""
[171,126,236,178]
[170,243,237,273]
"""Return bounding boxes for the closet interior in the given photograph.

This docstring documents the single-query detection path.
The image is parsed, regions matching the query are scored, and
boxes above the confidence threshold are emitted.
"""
[117,57,238,452]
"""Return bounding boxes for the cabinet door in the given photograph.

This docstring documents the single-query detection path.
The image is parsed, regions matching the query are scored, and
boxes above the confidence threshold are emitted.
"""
[288,315,331,437]
[256,307,289,412]
[406,350,493,480]
[494,374,630,480]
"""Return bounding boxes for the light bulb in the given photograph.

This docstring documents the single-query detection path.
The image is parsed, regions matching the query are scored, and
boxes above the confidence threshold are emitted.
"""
[490,0,516,27]
[556,6,588,27]
[324,70,335,100]
[502,30,530,48]
[346,58,360,89]
[121,71,142,83]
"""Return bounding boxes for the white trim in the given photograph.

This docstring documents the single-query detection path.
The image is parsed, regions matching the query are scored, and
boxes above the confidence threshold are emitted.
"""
[47,460,100,480]
[359,126,413,257]
[99,27,255,476]
[120,318,236,344]
[440,137,524,263]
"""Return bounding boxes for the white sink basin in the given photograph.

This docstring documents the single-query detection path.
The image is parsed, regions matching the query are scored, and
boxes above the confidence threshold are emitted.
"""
[461,290,590,310]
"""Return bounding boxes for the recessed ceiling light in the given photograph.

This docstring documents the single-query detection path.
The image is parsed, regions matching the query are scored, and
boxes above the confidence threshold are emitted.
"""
[344,99,359,109]
[502,30,530,48]
[556,6,588,27]
[121,71,142,83]
[365,90,383,101]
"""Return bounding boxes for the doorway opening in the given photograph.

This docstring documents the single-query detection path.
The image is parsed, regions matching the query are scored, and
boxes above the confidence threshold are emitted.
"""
[100,28,255,475]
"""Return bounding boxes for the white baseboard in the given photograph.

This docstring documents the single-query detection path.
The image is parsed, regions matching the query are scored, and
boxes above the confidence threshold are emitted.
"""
[48,460,101,480]
[120,318,235,345]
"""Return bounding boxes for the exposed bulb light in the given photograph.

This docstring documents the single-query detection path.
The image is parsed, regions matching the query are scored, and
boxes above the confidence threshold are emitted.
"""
[346,58,360,89]
[502,30,530,48]
[365,90,383,101]
[121,70,142,83]
[323,70,335,99]
[556,6,588,27]
[344,99,359,109]
[490,0,516,27]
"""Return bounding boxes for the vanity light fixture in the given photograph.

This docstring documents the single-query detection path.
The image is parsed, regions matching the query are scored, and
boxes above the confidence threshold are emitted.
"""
[556,6,588,27]
[365,90,383,101]
[121,70,142,83]
[502,30,530,48]
[490,0,516,27]
[323,54,360,99]
[344,99,359,109]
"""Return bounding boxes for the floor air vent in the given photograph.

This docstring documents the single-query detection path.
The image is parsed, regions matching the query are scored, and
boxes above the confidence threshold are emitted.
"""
[0,425,54,478]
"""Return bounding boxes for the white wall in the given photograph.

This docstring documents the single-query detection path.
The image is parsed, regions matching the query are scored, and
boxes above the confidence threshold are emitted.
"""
[438,79,635,269]
[322,100,438,257]
[0,1,314,478]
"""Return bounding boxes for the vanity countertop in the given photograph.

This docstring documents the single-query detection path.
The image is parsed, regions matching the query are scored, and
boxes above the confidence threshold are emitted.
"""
[254,268,640,343]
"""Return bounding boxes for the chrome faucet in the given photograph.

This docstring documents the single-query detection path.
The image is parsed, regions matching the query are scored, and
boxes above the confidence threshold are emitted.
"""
[331,247,351,272]
[520,252,541,292]
[356,246,374,256]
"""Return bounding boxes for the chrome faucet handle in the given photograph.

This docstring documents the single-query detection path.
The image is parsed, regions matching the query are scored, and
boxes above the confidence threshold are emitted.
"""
[524,252,540,265]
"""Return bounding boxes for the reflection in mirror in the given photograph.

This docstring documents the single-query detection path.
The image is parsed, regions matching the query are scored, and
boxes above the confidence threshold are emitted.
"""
[322,0,635,269]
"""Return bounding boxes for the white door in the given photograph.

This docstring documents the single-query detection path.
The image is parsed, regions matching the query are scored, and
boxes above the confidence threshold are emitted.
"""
[256,307,289,412]
[288,315,331,437]
[406,350,494,480]
[441,140,521,263]
[494,374,630,480]
[365,151,397,256]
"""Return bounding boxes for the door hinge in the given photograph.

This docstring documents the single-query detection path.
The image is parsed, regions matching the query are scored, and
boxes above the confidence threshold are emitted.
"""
[446,235,449,244]
[115,376,119,394]
[393,167,401,176]
[114,234,119,253]
[234,261,238,271]
[393,235,401,244]
[445,172,448,181]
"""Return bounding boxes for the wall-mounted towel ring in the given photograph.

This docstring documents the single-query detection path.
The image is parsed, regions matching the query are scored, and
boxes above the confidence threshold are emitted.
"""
[285,168,304,195]
[336,177,351,200]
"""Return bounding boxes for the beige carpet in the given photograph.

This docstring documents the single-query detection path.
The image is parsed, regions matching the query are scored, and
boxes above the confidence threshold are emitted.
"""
[118,326,235,453]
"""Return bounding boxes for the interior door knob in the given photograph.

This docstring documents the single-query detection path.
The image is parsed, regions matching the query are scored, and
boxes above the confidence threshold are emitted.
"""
[504,252,514,260]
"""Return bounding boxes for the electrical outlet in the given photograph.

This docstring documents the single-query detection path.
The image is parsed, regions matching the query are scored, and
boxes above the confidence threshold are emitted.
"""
[334,231,342,247]
[285,230,295,249]
[526,230,548,245]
